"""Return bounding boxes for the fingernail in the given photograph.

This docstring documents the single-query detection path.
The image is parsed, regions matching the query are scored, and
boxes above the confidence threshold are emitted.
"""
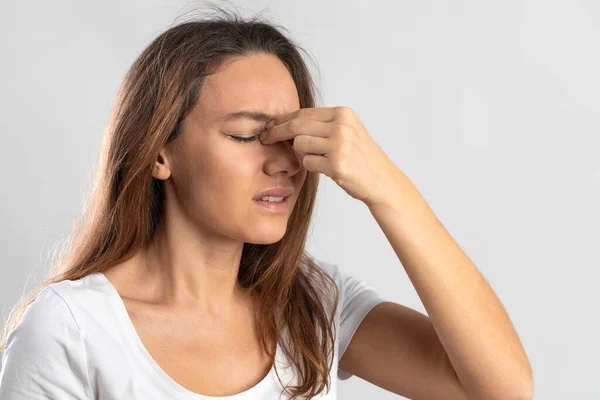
[265,119,275,129]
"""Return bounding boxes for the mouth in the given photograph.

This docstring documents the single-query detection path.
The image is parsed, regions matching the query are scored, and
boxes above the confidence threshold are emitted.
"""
[253,195,290,213]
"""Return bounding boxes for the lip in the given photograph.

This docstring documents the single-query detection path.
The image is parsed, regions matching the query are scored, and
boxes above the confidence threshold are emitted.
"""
[253,186,294,200]
[253,196,289,213]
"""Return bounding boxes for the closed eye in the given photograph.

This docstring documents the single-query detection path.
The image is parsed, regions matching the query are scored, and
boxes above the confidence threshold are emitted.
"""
[229,131,262,143]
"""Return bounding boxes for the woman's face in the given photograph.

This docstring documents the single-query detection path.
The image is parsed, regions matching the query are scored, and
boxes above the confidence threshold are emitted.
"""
[157,53,307,244]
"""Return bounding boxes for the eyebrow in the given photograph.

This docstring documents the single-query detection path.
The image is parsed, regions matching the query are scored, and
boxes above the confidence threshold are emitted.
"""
[220,110,273,122]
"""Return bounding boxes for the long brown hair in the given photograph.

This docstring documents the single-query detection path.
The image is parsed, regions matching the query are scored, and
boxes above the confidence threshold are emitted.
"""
[1,4,340,399]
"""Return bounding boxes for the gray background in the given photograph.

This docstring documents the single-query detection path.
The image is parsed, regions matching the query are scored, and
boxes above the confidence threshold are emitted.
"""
[1,0,598,399]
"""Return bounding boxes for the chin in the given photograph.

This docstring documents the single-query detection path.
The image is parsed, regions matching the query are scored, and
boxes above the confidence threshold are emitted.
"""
[250,233,286,245]
[248,238,283,245]
[245,225,288,245]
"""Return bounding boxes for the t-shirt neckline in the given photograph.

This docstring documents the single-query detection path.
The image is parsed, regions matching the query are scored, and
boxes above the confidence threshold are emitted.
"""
[90,271,283,400]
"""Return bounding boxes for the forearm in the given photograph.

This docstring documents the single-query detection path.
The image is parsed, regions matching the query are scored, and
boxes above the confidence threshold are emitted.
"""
[366,169,533,400]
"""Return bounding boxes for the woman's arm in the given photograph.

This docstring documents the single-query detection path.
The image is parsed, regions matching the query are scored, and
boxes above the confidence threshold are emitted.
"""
[349,169,533,399]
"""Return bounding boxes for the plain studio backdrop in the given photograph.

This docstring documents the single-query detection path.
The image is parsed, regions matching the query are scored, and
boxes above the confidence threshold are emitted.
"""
[1,0,598,398]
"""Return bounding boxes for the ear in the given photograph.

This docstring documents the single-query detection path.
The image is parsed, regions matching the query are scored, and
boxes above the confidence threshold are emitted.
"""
[151,147,172,180]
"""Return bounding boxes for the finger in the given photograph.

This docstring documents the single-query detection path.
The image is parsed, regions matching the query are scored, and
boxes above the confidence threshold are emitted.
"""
[301,154,332,176]
[267,107,338,128]
[259,119,330,145]
[291,135,332,156]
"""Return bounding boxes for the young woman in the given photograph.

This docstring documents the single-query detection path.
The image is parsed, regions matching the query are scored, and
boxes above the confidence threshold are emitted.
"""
[0,7,533,400]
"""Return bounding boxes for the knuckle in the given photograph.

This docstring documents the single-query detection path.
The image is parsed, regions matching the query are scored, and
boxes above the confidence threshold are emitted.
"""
[331,155,346,175]
[333,123,352,139]
[335,106,357,121]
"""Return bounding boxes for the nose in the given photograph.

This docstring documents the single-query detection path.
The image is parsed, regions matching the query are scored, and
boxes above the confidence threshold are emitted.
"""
[262,138,303,176]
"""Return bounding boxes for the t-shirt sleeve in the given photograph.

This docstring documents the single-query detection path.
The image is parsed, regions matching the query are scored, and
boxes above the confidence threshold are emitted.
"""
[0,286,93,399]
[317,260,388,381]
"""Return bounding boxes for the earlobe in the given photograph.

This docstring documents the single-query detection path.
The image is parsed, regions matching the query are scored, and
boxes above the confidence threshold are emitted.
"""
[151,164,171,180]
[152,149,173,180]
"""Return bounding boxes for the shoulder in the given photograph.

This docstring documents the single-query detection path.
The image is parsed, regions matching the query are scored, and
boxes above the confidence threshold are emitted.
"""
[312,258,377,301]
[6,273,108,348]
[0,282,95,398]
[309,257,386,315]
[7,283,83,350]
[18,284,78,329]
[311,257,387,326]
[309,257,346,290]
[314,258,342,279]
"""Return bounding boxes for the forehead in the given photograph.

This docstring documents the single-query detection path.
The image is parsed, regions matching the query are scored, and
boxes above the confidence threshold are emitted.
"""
[198,53,301,121]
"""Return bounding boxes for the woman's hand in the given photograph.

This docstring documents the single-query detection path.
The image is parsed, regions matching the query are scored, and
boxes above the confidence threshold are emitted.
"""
[259,106,402,208]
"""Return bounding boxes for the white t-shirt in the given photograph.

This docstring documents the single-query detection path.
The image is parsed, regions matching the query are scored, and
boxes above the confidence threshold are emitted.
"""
[0,260,387,399]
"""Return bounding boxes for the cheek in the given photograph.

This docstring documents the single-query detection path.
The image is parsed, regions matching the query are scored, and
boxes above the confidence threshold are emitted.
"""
[200,151,259,203]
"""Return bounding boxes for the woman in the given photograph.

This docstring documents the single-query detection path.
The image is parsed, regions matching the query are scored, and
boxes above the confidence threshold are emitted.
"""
[0,7,533,400]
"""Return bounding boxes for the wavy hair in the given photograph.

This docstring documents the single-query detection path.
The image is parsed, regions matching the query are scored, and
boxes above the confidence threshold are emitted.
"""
[1,4,340,399]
